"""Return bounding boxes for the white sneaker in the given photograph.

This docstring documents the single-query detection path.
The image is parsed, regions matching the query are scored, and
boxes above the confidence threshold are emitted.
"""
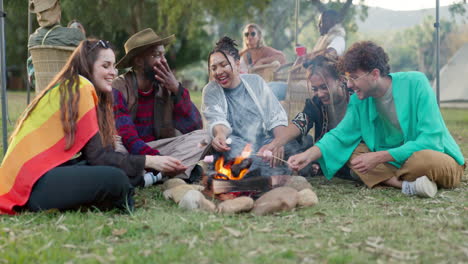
[414,176,437,198]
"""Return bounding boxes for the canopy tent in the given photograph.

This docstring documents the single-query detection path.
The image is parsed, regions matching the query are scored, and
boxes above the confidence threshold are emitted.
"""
[433,43,468,108]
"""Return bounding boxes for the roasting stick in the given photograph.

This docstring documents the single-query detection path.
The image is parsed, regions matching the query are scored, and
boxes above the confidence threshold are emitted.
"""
[253,151,289,165]
[185,155,215,167]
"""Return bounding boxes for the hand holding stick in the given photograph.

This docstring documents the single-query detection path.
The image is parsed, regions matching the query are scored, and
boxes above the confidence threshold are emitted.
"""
[255,151,289,165]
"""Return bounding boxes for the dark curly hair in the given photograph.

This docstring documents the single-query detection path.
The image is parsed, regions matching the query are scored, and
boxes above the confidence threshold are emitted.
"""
[303,51,340,80]
[207,36,240,75]
[303,51,349,102]
[339,41,390,76]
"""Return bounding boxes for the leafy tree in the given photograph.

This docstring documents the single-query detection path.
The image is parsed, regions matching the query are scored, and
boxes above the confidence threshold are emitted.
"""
[2,0,271,89]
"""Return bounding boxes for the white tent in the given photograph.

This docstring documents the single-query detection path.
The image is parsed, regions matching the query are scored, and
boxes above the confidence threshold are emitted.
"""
[433,43,468,108]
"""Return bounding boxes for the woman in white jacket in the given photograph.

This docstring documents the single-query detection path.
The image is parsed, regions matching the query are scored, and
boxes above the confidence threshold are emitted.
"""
[202,37,294,173]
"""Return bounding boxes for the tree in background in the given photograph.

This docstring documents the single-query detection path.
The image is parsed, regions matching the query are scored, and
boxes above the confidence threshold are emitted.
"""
[3,0,467,90]
[3,0,271,87]
[60,0,270,69]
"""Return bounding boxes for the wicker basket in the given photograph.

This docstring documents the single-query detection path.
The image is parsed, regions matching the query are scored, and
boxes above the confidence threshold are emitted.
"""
[283,61,314,121]
[249,61,281,82]
[273,62,293,82]
[29,45,76,93]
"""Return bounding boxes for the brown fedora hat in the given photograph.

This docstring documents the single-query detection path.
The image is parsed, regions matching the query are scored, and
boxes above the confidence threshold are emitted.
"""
[29,0,58,13]
[116,28,175,69]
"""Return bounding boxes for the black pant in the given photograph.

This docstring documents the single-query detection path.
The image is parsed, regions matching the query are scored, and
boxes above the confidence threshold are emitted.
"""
[25,164,134,212]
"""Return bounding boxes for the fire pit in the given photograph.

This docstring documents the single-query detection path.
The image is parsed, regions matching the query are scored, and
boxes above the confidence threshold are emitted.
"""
[162,143,319,215]
[201,144,301,204]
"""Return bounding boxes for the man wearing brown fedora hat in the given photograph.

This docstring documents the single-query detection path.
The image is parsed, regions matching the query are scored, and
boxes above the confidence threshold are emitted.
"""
[112,28,208,185]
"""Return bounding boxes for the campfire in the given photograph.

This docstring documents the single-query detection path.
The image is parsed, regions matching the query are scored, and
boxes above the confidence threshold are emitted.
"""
[203,144,291,199]
[164,143,319,215]
[213,144,253,180]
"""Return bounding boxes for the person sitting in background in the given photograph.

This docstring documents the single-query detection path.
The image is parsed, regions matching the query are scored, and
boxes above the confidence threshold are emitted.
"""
[27,0,85,89]
[239,23,286,74]
[312,9,346,56]
[112,28,207,182]
[289,41,465,198]
[239,23,288,100]
[260,52,352,177]
[203,36,295,174]
[0,40,186,214]
[67,19,86,36]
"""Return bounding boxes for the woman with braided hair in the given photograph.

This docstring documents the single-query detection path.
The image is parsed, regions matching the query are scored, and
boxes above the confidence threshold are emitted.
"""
[202,36,295,174]
[258,51,353,177]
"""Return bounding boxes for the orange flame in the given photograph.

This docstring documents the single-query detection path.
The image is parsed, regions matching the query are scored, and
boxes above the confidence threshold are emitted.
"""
[214,144,252,180]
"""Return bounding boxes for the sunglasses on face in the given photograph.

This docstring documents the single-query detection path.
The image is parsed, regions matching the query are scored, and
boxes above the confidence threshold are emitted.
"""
[244,31,256,37]
[89,40,110,52]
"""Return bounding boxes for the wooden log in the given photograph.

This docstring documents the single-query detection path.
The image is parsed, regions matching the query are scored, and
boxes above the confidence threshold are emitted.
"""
[211,176,271,194]
[210,175,293,194]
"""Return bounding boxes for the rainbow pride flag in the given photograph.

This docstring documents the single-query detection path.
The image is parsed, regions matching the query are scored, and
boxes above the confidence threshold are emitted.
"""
[0,76,99,214]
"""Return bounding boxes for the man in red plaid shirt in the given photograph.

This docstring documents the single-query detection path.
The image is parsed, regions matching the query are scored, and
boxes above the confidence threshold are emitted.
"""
[112,28,208,183]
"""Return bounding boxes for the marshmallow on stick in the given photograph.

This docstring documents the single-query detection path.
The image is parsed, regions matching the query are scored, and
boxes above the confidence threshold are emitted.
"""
[262,150,273,158]
[225,138,232,145]
[203,155,214,163]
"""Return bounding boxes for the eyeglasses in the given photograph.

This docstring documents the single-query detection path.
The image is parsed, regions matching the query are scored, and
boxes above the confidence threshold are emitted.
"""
[342,72,370,83]
[244,31,256,37]
[89,40,110,52]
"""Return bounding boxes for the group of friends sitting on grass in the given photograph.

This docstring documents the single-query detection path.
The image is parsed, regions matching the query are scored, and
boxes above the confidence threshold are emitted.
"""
[0,20,465,214]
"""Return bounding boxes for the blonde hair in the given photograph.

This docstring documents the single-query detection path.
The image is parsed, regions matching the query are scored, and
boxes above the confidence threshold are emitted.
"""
[241,23,265,51]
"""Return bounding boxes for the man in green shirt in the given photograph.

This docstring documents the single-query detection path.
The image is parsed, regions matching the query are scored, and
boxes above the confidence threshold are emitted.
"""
[288,41,465,198]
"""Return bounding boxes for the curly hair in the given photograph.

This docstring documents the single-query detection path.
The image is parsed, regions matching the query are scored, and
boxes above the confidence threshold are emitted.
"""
[207,36,240,75]
[339,41,390,76]
[303,50,340,80]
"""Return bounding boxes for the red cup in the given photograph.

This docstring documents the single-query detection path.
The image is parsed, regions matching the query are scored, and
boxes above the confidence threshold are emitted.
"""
[295,45,307,56]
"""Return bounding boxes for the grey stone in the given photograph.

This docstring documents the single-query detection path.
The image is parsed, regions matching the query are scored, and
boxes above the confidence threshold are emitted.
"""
[217,196,254,214]
[284,176,313,191]
[163,184,202,203]
[162,178,186,191]
[251,187,299,216]
[178,190,216,212]
[297,188,319,207]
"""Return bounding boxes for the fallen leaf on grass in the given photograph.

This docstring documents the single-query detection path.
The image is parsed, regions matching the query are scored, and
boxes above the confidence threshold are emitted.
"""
[57,225,69,232]
[112,229,127,236]
[339,226,352,233]
[363,236,418,261]
[140,249,152,257]
[224,227,242,237]
[55,215,65,225]
[254,227,273,233]
[63,244,77,249]
[107,247,114,254]
[293,234,306,239]
[35,241,53,254]
[314,212,327,217]
[188,236,198,249]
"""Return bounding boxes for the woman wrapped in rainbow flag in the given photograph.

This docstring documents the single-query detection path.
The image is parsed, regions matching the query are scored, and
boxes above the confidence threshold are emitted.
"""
[0,39,186,214]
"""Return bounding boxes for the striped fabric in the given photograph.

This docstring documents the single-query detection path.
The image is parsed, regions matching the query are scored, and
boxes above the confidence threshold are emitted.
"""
[0,76,99,214]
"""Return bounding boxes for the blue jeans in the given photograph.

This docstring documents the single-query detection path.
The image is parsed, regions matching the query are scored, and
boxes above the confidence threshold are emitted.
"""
[268,81,288,101]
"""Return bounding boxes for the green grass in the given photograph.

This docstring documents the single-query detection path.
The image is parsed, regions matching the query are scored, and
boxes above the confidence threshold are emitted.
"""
[1,91,467,263]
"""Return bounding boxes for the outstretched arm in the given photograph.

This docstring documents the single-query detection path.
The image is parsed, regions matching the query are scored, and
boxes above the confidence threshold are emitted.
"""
[288,145,322,172]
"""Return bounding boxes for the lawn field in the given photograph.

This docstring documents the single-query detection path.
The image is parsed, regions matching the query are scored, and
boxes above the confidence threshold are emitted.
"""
[0,91,467,263]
